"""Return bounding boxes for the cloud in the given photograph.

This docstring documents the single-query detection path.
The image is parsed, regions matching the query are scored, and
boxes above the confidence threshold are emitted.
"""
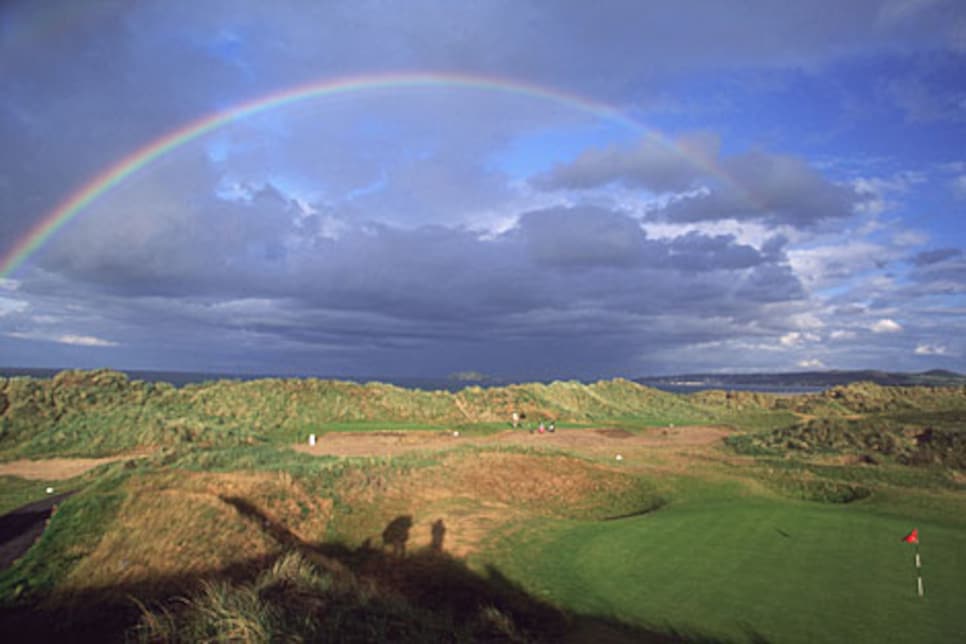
[1,2,963,377]
[915,343,947,355]
[913,247,962,266]
[853,171,926,215]
[531,132,718,193]
[780,331,820,346]
[788,241,896,288]
[952,175,966,198]
[58,334,120,347]
[829,329,857,340]
[659,150,863,228]
[533,137,863,228]
[780,332,802,346]
[797,358,825,368]
[885,75,966,123]
[871,318,903,333]
[5,197,814,377]
[0,297,29,317]
[517,206,650,268]
[6,331,119,347]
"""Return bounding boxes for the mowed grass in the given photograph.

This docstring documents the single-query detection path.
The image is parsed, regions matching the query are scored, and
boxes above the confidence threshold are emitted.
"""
[490,485,966,643]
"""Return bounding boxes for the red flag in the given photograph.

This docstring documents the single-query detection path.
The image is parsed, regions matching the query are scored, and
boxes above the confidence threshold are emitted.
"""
[902,528,919,544]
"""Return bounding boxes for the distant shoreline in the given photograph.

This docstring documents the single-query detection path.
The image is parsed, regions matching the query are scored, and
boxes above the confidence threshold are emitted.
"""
[0,367,952,394]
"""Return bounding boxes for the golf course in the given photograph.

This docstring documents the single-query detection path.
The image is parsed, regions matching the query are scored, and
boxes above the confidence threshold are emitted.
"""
[1,369,964,642]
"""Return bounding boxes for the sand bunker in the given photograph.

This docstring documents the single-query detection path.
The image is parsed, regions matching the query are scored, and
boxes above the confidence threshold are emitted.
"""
[293,425,731,458]
[0,453,149,480]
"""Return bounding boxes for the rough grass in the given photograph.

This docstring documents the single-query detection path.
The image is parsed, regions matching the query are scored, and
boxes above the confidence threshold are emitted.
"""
[727,412,966,469]
[58,470,333,597]
[0,473,128,601]
[131,550,548,643]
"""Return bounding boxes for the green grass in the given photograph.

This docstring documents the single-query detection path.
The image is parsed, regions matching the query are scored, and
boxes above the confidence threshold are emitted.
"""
[488,482,966,643]
[0,476,82,515]
[0,474,129,601]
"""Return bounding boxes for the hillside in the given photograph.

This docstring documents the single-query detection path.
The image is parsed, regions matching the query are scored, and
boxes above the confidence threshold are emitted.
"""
[2,370,964,459]
[0,369,714,458]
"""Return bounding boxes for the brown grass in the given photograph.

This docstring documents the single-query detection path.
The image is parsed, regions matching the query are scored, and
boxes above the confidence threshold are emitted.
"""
[59,471,331,596]
[331,450,647,557]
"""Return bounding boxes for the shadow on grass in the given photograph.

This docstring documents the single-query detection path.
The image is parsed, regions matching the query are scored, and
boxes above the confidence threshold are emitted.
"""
[0,501,770,643]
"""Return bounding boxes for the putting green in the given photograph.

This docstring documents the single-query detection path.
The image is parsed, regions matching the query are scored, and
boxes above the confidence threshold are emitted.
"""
[495,495,966,643]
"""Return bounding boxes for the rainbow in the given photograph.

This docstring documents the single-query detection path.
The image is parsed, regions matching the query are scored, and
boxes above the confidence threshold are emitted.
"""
[0,71,740,278]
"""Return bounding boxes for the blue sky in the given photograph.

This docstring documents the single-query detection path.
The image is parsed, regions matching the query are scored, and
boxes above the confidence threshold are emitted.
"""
[0,0,964,378]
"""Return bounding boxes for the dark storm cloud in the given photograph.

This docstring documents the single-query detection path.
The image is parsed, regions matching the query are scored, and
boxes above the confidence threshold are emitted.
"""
[666,232,765,272]
[517,206,651,268]
[7,198,808,377]
[538,139,864,227]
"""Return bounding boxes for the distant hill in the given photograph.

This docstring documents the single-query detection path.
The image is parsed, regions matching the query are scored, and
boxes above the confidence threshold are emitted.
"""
[2,368,964,460]
[636,369,966,389]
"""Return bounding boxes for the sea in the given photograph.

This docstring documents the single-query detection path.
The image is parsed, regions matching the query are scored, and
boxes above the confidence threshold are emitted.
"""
[0,367,826,394]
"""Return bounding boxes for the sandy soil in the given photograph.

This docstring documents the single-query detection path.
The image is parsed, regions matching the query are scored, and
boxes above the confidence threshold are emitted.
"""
[292,425,731,459]
[0,453,148,480]
[0,426,729,479]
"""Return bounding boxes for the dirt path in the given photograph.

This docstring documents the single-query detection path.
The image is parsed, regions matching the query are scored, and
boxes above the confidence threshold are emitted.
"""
[0,492,74,569]
[0,452,149,481]
[292,425,732,459]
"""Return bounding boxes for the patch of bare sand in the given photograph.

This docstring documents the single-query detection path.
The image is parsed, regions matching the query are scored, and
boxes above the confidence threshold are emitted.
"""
[0,451,151,480]
[293,425,732,460]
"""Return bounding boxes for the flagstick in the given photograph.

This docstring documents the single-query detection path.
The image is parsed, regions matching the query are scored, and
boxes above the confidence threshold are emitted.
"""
[915,544,924,597]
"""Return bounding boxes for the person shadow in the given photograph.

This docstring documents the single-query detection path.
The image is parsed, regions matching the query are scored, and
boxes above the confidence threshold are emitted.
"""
[430,518,446,553]
[382,515,413,556]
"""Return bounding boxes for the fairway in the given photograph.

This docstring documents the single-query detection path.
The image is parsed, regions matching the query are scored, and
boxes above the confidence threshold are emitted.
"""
[493,489,966,643]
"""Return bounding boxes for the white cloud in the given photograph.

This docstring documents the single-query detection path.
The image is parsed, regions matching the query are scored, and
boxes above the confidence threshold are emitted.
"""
[58,334,120,347]
[780,331,820,346]
[891,230,929,246]
[780,332,802,346]
[0,278,21,291]
[852,171,925,215]
[789,312,825,329]
[788,241,894,288]
[829,329,857,340]
[0,296,29,317]
[797,358,825,368]
[5,331,119,347]
[871,318,903,333]
[915,343,947,355]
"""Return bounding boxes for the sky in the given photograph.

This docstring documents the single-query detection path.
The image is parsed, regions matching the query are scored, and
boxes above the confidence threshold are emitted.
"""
[1,0,964,379]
